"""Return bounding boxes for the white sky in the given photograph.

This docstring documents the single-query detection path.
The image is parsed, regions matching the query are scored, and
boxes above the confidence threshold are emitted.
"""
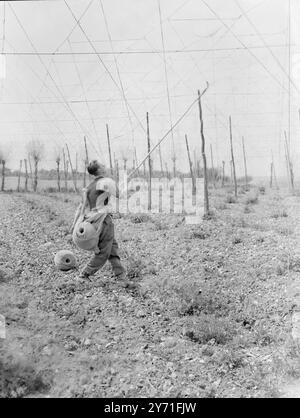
[0,0,299,178]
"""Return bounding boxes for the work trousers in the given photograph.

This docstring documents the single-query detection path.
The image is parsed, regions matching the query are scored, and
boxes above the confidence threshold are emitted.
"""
[82,215,125,277]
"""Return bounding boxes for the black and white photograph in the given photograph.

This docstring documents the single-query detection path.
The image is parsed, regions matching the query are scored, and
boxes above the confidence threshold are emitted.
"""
[0,0,300,401]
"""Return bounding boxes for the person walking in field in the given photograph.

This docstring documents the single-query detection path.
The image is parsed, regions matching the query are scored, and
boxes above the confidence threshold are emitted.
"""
[71,160,131,287]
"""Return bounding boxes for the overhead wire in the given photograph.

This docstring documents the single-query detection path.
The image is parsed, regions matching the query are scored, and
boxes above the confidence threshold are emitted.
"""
[0,44,295,55]
[158,0,175,162]
[200,0,293,96]
[7,1,101,157]
[4,39,96,156]
[67,38,103,155]
[34,0,95,118]
[1,0,292,174]
[4,62,66,154]
[64,0,147,136]
[0,1,5,100]
[234,0,300,98]
[99,0,136,158]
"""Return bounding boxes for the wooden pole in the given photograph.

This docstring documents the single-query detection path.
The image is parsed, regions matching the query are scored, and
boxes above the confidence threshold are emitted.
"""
[229,116,238,197]
[115,159,119,181]
[17,160,22,192]
[158,145,164,177]
[270,162,273,188]
[284,131,293,190]
[33,157,38,193]
[197,160,201,178]
[146,112,152,211]
[290,161,294,192]
[286,134,294,191]
[172,155,176,178]
[62,149,68,191]
[222,161,225,187]
[83,136,89,187]
[185,134,196,195]
[56,156,61,192]
[284,133,290,188]
[1,159,5,192]
[24,159,29,192]
[65,144,78,193]
[106,124,113,175]
[115,159,119,185]
[134,147,140,176]
[270,151,278,189]
[66,160,69,189]
[198,88,209,216]
[84,136,89,164]
[242,136,248,188]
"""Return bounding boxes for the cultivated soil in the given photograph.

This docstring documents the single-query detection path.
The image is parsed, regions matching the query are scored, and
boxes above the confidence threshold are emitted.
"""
[1,185,300,398]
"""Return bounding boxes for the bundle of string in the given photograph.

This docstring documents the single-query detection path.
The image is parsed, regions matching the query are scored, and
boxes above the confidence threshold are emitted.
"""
[54,250,77,271]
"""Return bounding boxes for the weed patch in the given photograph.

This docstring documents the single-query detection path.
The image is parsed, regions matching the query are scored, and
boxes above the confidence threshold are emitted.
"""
[246,195,259,205]
[129,214,151,224]
[126,256,145,279]
[0,359,51,398]
[226,195,236,204]
[184,316,236,345]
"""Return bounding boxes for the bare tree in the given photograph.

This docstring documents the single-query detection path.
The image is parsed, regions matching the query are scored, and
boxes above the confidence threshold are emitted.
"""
[26,139,44,192]
[28,155,34,189]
